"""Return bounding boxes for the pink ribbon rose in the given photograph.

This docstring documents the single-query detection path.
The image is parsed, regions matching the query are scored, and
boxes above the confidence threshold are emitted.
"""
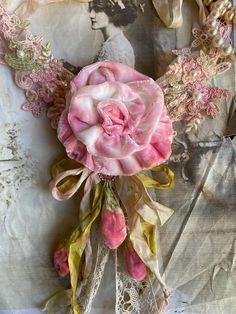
[58,61,173,176]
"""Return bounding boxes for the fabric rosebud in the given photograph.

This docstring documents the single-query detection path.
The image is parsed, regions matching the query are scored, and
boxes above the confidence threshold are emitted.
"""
[53,246,69,277]
[100,187,127,249]
[124,244,148,281]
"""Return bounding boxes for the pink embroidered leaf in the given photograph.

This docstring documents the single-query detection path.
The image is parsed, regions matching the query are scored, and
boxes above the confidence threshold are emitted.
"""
[214,62,231,75]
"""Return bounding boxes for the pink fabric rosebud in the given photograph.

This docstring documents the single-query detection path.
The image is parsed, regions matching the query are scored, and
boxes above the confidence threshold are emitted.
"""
[100,187,127,249]
[124,245,148,281]
[53,247,69,277]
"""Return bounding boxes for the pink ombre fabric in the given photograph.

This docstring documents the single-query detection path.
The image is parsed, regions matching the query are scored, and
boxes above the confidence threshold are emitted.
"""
[58,61,173,176]
[101,207,127,249]
[53,247,69,277]
[124,245,148,281]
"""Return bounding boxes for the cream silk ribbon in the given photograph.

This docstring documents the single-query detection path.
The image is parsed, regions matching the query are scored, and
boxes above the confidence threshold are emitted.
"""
[14,0,207,27]
[152,0,207,28]
[152,0,184,28]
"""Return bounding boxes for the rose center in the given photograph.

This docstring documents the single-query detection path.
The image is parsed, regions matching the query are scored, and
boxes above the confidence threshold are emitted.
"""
[97,100,129,136]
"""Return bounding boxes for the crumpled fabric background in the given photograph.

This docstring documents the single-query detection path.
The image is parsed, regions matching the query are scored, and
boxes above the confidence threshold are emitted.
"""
[0,0,235,313]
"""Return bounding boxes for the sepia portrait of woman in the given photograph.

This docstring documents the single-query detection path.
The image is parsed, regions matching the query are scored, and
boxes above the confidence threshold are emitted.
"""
[88,0,138,68]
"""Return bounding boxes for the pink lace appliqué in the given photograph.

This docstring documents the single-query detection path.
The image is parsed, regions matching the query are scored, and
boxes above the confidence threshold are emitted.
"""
[158,22,233,132]
[0,5,73,128]
[191,19,231,48]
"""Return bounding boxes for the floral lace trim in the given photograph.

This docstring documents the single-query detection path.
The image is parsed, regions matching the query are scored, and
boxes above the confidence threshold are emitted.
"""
[0,5,72,128]
[158,20,233,132]
[191,19,232,48]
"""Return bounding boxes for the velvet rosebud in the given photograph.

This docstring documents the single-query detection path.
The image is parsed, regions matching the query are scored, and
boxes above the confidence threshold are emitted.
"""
[53,247,69,277]
[101,187,127,249]
[124,245,148,281]
[58,61,173,176]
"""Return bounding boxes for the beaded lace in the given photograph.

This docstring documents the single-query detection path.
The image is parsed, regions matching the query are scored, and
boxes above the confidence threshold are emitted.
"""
[0,5,72,127]
[157,19,233,132]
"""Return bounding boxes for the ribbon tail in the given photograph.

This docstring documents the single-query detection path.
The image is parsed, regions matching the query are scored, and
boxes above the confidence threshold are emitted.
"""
[152,0,183,28]
[196,0,208,26]
[82,235,93,278]
[116,175,172,309]
[129,215,170,312]
[79,173,99,278]
[42,289,71,314]
[68,182,104,314]
[129,215,166,287]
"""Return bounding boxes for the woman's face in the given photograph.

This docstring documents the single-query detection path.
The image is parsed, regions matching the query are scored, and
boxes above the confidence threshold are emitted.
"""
[89,5,110,30]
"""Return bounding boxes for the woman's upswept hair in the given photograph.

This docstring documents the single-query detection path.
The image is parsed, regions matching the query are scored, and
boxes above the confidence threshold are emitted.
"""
[89,0,138,27]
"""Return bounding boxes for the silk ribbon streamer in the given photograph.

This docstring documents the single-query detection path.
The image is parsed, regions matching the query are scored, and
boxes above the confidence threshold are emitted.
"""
[68,182,104,314]
[45,183,104,314]
[116,170,174,312]
[152,0,207,28]
[152,0,183,28]
[50,159,98,277]
[49,159,102,314]
[42,289,72,314]
[80,173,100,278]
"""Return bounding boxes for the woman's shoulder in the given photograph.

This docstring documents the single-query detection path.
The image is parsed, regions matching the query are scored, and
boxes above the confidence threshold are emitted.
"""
[97,32,135,67]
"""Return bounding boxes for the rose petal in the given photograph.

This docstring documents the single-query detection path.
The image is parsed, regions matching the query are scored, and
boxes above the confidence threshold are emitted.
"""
[71,61,149,89]
[69,94,98,126]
